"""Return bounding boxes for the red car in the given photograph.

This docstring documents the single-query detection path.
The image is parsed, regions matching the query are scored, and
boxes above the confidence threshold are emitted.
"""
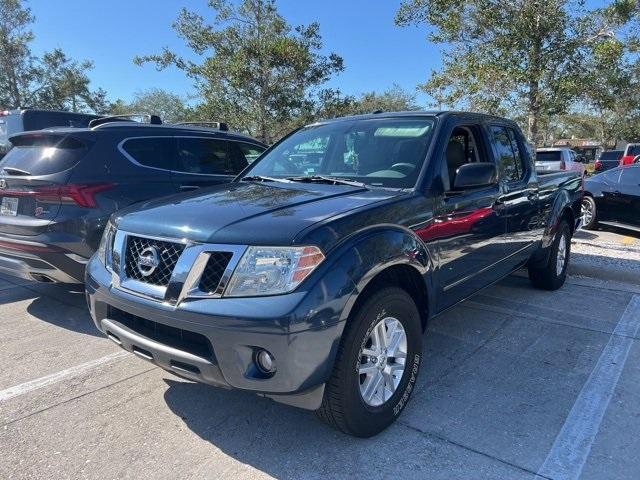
[620,143,640,165]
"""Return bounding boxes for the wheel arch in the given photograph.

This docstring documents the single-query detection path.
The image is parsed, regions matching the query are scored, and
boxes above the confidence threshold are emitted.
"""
[347,263,430,332]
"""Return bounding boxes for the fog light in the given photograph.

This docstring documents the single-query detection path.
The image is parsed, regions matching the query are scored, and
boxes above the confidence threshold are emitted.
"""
[255,349,276,374]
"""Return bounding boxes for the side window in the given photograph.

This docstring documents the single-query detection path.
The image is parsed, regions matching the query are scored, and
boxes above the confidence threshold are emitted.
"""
[237,143,266,164]
[506,128,528,175]
[176,138,232,175]
[122,138,174,170]
[620,167,640,186]
[490,126,525,182]
[444,125,485,189]
[227,142,266,173]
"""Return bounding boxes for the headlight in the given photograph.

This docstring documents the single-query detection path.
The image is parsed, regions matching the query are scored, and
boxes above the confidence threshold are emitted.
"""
[224,246,325,297]
[97,221,115,269]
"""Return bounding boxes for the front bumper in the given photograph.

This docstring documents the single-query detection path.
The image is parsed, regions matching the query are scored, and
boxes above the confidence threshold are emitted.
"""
[85,256,349,410]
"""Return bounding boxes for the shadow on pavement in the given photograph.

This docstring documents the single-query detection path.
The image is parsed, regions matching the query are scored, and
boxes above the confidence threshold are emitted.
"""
[161,378,386,479]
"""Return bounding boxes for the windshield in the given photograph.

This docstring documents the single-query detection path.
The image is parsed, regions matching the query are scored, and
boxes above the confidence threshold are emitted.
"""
[243,117,436,188]
[0,135,88,176]
[536,151,562,162]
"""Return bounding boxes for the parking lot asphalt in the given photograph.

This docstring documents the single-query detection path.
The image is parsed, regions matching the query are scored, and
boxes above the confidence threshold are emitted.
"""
[1,229,639,480]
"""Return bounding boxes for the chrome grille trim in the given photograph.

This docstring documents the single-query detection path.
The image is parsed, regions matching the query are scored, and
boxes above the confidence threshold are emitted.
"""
[110,229,246,305]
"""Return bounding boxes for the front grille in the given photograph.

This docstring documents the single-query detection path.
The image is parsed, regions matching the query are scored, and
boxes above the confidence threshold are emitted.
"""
[124,236,185,286]
[110,308,214,360]
[198,252,233,293]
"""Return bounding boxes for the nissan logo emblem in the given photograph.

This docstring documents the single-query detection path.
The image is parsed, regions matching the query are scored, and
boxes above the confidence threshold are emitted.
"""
[136,246,160,277]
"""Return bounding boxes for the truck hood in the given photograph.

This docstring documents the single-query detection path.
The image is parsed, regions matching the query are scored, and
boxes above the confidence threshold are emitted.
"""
[114,181,406,245]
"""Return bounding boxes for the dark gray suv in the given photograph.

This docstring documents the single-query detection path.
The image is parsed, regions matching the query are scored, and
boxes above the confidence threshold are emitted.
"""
[0,118,266,283]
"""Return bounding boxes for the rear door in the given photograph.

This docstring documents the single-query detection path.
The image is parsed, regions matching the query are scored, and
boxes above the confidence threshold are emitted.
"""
[595,169,623,222]
[172,137,241,191]
[117,136,177,200]
[489,124,541,263]
[0,133,88,236]
[617,166,640,228]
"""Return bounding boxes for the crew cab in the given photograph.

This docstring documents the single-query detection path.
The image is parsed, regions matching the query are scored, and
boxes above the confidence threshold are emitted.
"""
[85,112,582,437]
[535,147,586,176]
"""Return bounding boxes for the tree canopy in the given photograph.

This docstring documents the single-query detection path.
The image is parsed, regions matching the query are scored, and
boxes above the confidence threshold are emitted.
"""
[396,0,639,143]
[0,0,107,112]
[135,0,344,143]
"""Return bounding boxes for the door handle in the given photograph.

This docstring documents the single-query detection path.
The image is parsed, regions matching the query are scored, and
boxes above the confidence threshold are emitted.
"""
[180,185,199,191]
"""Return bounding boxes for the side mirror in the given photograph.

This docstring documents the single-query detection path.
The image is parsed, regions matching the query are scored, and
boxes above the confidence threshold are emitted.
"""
[453,162,498,190]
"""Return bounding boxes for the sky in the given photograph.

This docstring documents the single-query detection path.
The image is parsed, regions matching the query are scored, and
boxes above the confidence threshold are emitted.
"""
[27,0,438,106]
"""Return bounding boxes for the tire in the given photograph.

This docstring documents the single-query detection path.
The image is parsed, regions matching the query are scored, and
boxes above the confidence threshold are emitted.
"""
[316,286,423,437]
[528,220,571,290]
[581,196,598,230]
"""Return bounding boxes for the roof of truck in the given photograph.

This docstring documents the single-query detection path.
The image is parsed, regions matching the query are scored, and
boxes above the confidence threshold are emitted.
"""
[309,110,517,125]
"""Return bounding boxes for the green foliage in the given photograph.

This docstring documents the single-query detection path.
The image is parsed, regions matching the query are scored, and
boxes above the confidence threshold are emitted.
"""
[0,0,37,108]
[135,0,344,143]
[310,85,420,121]
[110,88,192,123]
[0,0,106,112]
[396,0,639,144]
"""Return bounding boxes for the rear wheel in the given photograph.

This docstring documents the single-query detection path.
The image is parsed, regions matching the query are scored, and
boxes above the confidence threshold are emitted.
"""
[316,286,422,437]
[581,196,598,230]
[528,220,571,290]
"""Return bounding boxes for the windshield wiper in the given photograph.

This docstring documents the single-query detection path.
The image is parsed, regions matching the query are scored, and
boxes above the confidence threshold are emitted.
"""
[2,167,31,176]
[241,175,292,183]
[285,175,367,188]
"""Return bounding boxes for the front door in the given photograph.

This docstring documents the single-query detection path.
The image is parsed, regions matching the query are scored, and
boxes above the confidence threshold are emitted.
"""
[417,124,507,311]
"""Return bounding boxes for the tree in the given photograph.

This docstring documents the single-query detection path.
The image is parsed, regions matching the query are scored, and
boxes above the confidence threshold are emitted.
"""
[395,0,637,144]
[0,0,107,112]
[110,88,192,123]
[134,0,344,143]
[35,49,109,113]
[309,85,420,123]
[0,0,38,108]
[352,85,420,114]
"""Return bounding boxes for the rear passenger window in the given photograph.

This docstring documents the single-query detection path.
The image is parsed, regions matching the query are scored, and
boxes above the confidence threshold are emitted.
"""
[122,138,174,170]
[176,138,232,175]
[490,126,526,182]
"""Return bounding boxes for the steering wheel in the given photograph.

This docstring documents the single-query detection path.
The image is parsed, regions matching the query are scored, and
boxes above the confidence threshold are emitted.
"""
[389,163,416,175]
[633,155,640,164]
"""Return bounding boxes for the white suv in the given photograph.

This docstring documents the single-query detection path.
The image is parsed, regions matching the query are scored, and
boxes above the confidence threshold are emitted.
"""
[535,147,586,176]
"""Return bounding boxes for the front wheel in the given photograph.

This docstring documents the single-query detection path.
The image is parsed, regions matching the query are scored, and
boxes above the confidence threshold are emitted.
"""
[316,286,423,437]
[528,220,571,290]
[581,196,598,230]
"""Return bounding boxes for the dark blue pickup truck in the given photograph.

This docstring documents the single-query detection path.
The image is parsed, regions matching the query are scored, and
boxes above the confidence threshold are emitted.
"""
[85,111,582,437]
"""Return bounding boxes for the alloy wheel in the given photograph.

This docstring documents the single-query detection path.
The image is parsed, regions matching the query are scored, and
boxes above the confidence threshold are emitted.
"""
[581,199,594,226]
[358,316,407,407]
[556,233,567,276]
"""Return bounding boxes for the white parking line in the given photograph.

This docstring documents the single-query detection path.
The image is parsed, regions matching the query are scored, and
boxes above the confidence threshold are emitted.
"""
[536,294,640,480]
[0,351,130,403]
